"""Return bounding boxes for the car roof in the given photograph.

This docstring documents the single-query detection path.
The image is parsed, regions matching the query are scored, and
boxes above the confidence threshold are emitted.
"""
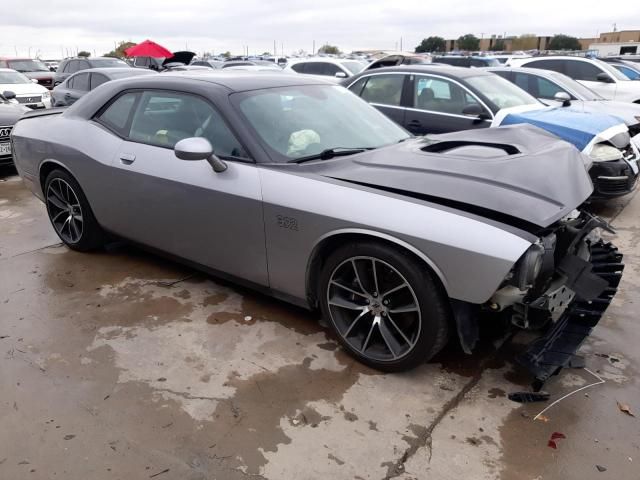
[287,57,359,66]
[147,70,332,91]
[352,64,493,79]
[69,67,155,76]
[514,55,595,62]
[486,65,553,75]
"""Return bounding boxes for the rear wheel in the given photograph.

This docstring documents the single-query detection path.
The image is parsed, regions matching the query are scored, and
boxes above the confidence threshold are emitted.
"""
[44,169,105,251]
[318,241,450,372]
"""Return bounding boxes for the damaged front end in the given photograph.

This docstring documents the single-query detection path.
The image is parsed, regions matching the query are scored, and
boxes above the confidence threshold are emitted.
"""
[486,211,624,388]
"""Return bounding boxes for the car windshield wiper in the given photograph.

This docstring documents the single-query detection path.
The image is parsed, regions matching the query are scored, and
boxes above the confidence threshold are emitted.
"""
[288,147,374,164]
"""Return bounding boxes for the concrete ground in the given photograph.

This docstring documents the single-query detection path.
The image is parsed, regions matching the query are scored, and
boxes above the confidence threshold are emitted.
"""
[1,168,638,480]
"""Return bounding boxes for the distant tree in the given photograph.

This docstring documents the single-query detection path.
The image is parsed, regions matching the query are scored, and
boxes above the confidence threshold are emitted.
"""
[318,44,340,55]
[489,39,505,51]
[261,51,271,56]
[511,34,538,51]
[548,34,582,51]
[77,50,91,58]
[415,36,446,53]
[457,34,480,51]
[222,51,231,58]
[103,41,136,59]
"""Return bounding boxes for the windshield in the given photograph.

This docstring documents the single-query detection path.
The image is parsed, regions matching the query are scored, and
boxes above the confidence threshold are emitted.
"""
[341,61,366,74]
[467,74,540,109]
[235,85,409,162]
[91,58,128,67]
[7,59,49,72]
[596,59,632,81]
[0,70,31,84]
[548,71,603,100]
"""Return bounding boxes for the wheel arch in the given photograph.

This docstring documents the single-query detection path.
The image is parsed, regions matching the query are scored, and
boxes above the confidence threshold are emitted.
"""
[39,159,77,194]
[305,228,450,308]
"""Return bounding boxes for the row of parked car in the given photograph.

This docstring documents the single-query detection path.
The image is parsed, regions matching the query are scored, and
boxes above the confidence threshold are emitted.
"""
[2,52,640,199]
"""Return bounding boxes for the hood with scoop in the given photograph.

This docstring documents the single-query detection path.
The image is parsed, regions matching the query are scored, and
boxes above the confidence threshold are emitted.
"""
[300,124,592,231]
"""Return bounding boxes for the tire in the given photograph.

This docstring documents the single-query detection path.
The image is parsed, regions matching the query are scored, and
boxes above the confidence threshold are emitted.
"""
[44,169,105,251]
[318,241,450,372]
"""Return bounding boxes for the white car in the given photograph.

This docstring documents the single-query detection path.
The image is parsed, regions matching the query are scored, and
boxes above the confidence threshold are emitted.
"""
[0,68,51,109]
[508,56,640,104]
[487,66,640,143]
[284,58,366,82]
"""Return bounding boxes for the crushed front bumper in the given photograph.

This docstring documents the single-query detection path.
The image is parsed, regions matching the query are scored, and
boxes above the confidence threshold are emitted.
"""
[517,240,624,389]
[590,158,638,199]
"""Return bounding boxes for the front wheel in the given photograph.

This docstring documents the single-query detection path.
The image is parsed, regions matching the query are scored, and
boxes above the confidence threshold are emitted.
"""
[318,241,450,372]
[44,169,105,251]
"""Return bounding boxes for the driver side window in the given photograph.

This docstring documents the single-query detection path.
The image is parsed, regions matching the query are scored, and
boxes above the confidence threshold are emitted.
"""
[127,91,249,158]
[413,76,482,115]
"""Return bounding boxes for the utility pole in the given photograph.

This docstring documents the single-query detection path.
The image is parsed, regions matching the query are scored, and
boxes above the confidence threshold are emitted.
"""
[400,37,403,51]
[274,40,276,56]
[313,40,315,55]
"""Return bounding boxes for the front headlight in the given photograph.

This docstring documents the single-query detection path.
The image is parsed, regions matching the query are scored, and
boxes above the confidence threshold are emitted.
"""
[589,143,623,162]
[41,91,50,99]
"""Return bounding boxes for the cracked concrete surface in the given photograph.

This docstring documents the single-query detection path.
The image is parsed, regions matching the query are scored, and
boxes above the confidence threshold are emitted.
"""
[1,170,639,479]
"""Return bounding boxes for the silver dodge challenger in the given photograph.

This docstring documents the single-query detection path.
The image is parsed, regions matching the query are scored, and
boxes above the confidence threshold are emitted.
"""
[10,72,624,386]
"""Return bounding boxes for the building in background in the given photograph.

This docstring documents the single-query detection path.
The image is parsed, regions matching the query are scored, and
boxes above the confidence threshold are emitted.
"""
[442,29,640,54]
[589,30,640,56]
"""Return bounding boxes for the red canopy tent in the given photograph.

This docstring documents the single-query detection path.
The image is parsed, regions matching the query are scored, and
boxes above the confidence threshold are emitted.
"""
[124,40,173,58]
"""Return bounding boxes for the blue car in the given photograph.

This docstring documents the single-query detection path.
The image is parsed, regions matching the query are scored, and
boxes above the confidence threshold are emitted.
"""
[344,65,639,198]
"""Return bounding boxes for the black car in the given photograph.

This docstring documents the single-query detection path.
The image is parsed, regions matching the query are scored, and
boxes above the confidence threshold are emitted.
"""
[366,53,431,70]
[432,56,500,67]
[54,57,130,86]
[129,51,196,71]
[51,68,157,107]
[344,65,639,199]
[0,92,29,166]
[0,58,55,90]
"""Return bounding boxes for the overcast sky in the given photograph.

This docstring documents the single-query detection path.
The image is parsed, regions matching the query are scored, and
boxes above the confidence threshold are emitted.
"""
[2,0,638,58]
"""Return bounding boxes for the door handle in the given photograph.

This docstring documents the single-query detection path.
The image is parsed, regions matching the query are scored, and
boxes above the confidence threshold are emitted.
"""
[119,153,136,165]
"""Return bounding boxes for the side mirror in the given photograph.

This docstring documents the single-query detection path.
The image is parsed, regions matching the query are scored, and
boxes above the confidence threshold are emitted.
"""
[462,104,483,116]
[31,78,39,83]
[596,72,614,83]
[2,90,16,100]
[335,71,347,78]
[174,137,227,173]
[554,91,571,106]
[462,104,491,121]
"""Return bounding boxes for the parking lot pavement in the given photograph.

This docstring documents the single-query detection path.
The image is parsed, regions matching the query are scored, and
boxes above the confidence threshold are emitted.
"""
[1,170,638,480]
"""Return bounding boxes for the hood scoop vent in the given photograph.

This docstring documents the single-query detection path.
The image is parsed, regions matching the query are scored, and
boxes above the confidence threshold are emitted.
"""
[421,140,521,156]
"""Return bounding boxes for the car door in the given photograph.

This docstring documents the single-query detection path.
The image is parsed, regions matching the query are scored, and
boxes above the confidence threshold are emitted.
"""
[96,89,268,286]
[564,59,619,100]
[512,71,570,105]
[64,72,90,105]
[348,73,407,127]
[321,62,349,79]
[90,73,109,91]
[404,74,491,134]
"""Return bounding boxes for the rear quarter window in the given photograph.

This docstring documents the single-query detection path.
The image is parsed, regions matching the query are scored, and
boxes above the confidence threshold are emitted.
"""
[96,92,139,135]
